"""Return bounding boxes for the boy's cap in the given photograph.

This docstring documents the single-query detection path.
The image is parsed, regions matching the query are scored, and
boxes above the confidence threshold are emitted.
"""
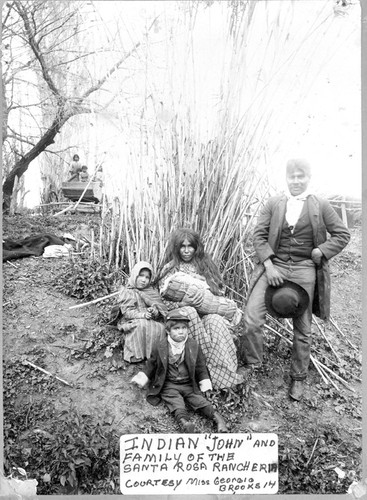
[166,308,190,322]
[63,233,76,241]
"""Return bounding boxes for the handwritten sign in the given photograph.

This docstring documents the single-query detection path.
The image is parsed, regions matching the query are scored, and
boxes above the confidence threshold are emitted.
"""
[120,433,278,494]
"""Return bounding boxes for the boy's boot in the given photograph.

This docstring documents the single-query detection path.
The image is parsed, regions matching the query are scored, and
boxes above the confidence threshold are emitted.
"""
[178,418,196,433]
[213,411,228,433]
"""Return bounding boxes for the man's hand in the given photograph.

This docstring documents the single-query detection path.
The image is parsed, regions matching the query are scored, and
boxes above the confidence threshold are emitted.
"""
[264,259,284,287]
[311,248,323,266]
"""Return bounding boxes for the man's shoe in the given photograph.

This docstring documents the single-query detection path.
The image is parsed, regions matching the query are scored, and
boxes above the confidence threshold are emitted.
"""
[289,380,304,401]
[179,419,196,433]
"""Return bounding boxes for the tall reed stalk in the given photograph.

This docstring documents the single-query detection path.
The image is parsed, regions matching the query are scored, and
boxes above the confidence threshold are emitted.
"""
[97,0,343,297]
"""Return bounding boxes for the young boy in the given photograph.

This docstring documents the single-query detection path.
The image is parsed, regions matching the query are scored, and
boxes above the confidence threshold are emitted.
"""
[131,308,228,433]
[79,165,89,182]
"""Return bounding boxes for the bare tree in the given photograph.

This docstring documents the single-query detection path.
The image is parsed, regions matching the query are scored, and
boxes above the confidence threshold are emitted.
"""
[2,0,156,211]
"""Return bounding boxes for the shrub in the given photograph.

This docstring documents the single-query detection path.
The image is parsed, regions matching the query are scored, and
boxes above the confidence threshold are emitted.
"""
[54,257,120,301]
[3,360,120,494]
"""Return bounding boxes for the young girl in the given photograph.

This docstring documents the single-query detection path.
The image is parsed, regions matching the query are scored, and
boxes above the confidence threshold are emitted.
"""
[68,154,82,181]
[117,261,167,363]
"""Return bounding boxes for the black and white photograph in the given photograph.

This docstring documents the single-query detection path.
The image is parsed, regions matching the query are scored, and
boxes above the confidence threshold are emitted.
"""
[1,0,363,496]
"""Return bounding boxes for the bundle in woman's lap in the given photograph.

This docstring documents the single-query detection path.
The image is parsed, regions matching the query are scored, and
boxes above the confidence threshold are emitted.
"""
[160,271,241,325]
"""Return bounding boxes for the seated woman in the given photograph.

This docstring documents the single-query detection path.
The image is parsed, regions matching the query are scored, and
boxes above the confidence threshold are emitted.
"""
[156,228,243,390]
[117,261,167,363]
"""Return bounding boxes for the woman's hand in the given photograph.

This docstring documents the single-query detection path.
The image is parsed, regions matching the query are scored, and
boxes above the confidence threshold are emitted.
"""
[181,290,203,308]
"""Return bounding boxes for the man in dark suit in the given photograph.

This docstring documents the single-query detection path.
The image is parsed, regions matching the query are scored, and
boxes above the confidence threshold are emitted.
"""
[241,158,350,401]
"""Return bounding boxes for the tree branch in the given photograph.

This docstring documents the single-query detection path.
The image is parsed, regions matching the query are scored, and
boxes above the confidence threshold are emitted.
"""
[6,133,36,148]
[2,1,14,26]
[14,1,63,99]
[2,7,160,210]
[43,145,76,156]
[79,15,159,101]
[48,51,97,69]
[8,98,51,111]
[37,11,77,45]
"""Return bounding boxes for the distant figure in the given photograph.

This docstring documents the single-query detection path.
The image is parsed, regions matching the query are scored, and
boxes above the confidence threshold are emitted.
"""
[93,165,103,184]
[79,165,89,182]
[68,154,82,182]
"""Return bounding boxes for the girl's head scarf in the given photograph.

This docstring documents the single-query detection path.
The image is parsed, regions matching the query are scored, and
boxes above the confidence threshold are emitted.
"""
[128,261,154,288]
[125,261,168,318]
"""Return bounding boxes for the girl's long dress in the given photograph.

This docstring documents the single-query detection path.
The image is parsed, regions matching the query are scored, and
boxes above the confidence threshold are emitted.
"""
[159,262,242,390]
[117,288,165,362]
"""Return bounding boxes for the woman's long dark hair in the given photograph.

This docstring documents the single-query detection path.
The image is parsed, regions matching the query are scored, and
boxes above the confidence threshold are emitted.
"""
[157,228,223,294]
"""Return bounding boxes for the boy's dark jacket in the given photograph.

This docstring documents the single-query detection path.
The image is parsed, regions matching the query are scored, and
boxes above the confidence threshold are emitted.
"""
[143,337,210,406]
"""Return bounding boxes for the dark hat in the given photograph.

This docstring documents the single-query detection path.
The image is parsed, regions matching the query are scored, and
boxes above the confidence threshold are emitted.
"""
[166,308,191,323]
[265,280,309,319]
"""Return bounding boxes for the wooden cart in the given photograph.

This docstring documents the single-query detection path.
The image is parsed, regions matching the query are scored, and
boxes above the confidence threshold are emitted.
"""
[61,181,102,203]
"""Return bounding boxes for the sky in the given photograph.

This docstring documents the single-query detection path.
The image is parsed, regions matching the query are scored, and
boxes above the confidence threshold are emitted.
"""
[268,1,361,198]
[22,0,361,206]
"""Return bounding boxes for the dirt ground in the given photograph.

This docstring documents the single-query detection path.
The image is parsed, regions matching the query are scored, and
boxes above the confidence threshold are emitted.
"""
[2,214,363,495]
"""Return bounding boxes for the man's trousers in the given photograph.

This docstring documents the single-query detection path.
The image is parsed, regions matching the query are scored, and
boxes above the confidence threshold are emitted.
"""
[242,258,316,380]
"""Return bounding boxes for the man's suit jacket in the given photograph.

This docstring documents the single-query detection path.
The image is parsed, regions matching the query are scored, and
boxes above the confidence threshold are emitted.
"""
[248,194,350,320]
